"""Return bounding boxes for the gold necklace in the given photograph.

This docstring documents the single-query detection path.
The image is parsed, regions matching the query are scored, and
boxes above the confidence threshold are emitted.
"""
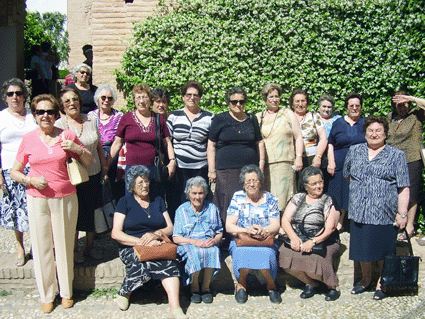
[65,115,84,138]
[135,196,151,218]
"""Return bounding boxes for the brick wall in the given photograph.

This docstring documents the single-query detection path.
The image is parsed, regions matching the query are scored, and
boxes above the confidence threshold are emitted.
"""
[68,0,159,109]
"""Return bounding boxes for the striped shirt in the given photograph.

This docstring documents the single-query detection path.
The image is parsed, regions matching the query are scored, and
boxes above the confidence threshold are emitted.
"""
[167,108,213,169]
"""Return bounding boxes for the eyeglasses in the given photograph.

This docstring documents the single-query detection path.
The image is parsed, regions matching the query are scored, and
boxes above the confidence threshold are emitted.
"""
[6,91,24,97]
[307,180,324,187]
[267,95,280,101]
[100,96,113,102]
[63,97,80,105]
[135,96,150,101]
[185,93,200,99]
[35,109,56,116]
[79,71,91,75]
[245,179,260,185]
[229,100,246,106]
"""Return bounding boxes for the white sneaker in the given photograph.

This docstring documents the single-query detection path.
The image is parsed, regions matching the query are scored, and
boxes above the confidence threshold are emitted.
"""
[115,294,130,311]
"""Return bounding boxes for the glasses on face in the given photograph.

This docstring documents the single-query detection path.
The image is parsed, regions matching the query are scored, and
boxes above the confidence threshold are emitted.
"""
[267,95,280,101]
[35,109,56,116]
[79,71,91,76]
[185,93,200,99]
[6,91,24,97]
[307,180,324,187]
[135,96,150,102]
[229,100,246,106]
[348,104,361,109]
[100,96,113,102]
[245,179,260,185]
[63,97,79,105]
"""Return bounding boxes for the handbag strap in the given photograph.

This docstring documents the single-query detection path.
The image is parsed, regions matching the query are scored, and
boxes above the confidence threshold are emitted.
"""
[398,229,414,257]
[154,113,162,157]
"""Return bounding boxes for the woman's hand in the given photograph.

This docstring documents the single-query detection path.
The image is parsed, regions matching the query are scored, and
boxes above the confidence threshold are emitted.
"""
[0,174,5,190]
[327,161,336,176]
[138,232,161,246]
[203,238,218,248]
[247,225,267,237]
[300,239,315,253]
[31,177,48,190]
[61,140,81,154]
[312,155,322,167]
[145,239,162,247]
[395,214,407,229]
[208,171,217,183]
[294,156,303,172]
[290,236,303,252]
[167,160,176,180]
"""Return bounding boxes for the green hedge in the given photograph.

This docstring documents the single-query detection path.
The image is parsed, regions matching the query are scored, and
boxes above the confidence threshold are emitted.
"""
[115,0,424,115]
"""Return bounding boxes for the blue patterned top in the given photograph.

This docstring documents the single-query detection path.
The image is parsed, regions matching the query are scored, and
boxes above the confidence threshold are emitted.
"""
[323,114,341,137]
[173,200,223,239]
[343,143,410,225]
[227,190,280,229]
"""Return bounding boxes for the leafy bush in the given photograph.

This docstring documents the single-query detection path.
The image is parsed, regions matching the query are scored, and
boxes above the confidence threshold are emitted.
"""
[116,0,424,115]
[58,69,70,79]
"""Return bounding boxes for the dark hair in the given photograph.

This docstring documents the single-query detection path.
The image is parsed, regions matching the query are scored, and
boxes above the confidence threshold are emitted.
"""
[344,93,363,108]
[82,44,92,54]
[2,78,29,103]
[181,81,203,98]
[153,87,171,105]
[30,94,60,120]
[41,41,51,52]
[289,88,310,108]
[132,83,153,104]
[59,86,84,113]
[31,44,41,56]
[391,90,411,111]
[225,86,247,105]
[363,115,389,136]
[261,83,282,102]
[301,166,323,185]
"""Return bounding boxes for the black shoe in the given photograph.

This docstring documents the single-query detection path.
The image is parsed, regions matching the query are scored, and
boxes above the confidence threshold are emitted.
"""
[268,290,282,304]
[300,285,316,299]
[325,289,341,301]
[190,292,201,303]
[201,291,213,304]
[373,289,387,300]
[351,283,371,295]
[235,288,248,304]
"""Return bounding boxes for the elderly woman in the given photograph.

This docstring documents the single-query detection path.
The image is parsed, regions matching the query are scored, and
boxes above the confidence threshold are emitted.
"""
[111,165,187,318]
[167,81,214,219]
[387,92,425,238]
[56,86,108,263]
[279,166,341,301]
[11,94,93,313]
[208,87,265,225]
[0,79,38,266]
[289,89,328,191]
[173,176,223,304]
[88,84,124,199]
[344,115,409,300]
[327,93,366,230]
[317,94,341,138]
[226,164,281,304]
[256,83,303,212]
[109,83,176,196]
[66,63,98,114]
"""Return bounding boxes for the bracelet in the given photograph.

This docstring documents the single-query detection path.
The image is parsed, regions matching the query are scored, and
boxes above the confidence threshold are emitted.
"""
[310,238,317,245]
[169,158,176,161]
[80,148,85,156]
[296,153,302,157]
[208,169,216,173]
[397,213,408,218]
[259,159,265,163]
[315,154,322,158]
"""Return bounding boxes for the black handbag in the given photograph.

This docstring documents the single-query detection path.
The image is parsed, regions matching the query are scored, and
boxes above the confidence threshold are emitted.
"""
[153,113,168,184]
[380,229,420,290]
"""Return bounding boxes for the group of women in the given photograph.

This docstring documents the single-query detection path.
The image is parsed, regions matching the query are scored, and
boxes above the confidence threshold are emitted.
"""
[0,77,423,315]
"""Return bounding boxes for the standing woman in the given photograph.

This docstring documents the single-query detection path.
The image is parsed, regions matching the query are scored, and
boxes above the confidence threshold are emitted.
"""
[66,63,98,114]
[387,92,425,238]
[256,83,303,212]
[344,115,409,300]
[289,89,327,191]
[167,81,214,219]
[0,79,38,266]
[152,86,171,120]
[208,86,265,225]
[327,93,366,230]
[30,45,49,98]
[56,86,108,263]
[11,94,94,313]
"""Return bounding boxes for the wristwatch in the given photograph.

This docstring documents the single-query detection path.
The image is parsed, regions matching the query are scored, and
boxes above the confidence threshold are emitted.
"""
[310,238,317,245]
[397,213,407,218]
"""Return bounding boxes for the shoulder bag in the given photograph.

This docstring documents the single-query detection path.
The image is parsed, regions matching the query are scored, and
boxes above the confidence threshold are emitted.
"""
[134,230,177,262]
[62,132,89,185]
[153,113,168,184]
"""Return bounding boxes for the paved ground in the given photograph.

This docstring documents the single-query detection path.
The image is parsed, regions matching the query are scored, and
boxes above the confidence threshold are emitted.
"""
[1,227,425,318]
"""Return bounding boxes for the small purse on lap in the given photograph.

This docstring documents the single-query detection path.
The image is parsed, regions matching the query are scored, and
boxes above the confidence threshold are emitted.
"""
[235,232,274,247]
[134,230,177,262]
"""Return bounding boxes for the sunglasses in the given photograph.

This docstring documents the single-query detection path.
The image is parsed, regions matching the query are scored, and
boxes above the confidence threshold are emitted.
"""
[229,100,246,105]
[79,71,91,75]
[6,91,24,97]
[100,96,114,102]
[35,109,56,116]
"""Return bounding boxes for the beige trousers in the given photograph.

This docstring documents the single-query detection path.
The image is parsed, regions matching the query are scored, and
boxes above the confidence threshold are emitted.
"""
[27,193,78,303]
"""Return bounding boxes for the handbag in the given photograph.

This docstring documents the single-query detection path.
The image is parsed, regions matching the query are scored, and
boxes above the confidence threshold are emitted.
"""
[380,229,420,290]
[62,132,89,185]
[94,181,116,234]
[235,232,274,247]
[134,230,177,262]
[152,113,168,184]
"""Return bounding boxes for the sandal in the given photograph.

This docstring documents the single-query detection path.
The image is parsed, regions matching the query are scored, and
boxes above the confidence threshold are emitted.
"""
[16,254,25,267]
[373,289,387,300]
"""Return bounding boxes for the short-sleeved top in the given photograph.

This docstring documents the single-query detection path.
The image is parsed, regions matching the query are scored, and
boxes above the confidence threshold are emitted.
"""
[227,190,280,229]
[16,129,86,198]
[88,109,124,146]
[0,109,37,170]
[256,108,295,164]
[67,83,98,114]
[299,112,324,156]
[55,114,102,176]
[289,193,334,236]
[173,200,223,239]
[115,195,167,248]
[322,115,342,137]
[387,107,425,163]
[167,109,213,169]
[116,111,170,166]
[328,116,366,170]
[209,112,262,170]
[30,55,47,79]
[343,143,410,225]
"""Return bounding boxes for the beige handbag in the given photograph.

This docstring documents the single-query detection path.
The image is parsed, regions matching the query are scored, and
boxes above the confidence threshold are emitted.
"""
[62,132,89,185]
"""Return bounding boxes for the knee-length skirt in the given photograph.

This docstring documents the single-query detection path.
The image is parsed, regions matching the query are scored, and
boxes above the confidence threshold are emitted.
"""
[265,161,295,212]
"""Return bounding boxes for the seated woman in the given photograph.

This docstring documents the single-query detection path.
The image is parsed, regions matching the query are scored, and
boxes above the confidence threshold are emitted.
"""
[173,176,223,304]
[111,165,187,319]
[226,164,281,304]
[279,166,341,301]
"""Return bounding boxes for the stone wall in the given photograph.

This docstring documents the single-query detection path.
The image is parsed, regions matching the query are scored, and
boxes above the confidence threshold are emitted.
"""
[68,0,159,109]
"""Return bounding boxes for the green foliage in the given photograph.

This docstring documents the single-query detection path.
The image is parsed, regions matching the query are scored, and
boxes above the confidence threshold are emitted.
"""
[24,11,69,68]
[59,69,70,79]
[0,290,12,297]
[116,0,424,115]
[89,287,118,298]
